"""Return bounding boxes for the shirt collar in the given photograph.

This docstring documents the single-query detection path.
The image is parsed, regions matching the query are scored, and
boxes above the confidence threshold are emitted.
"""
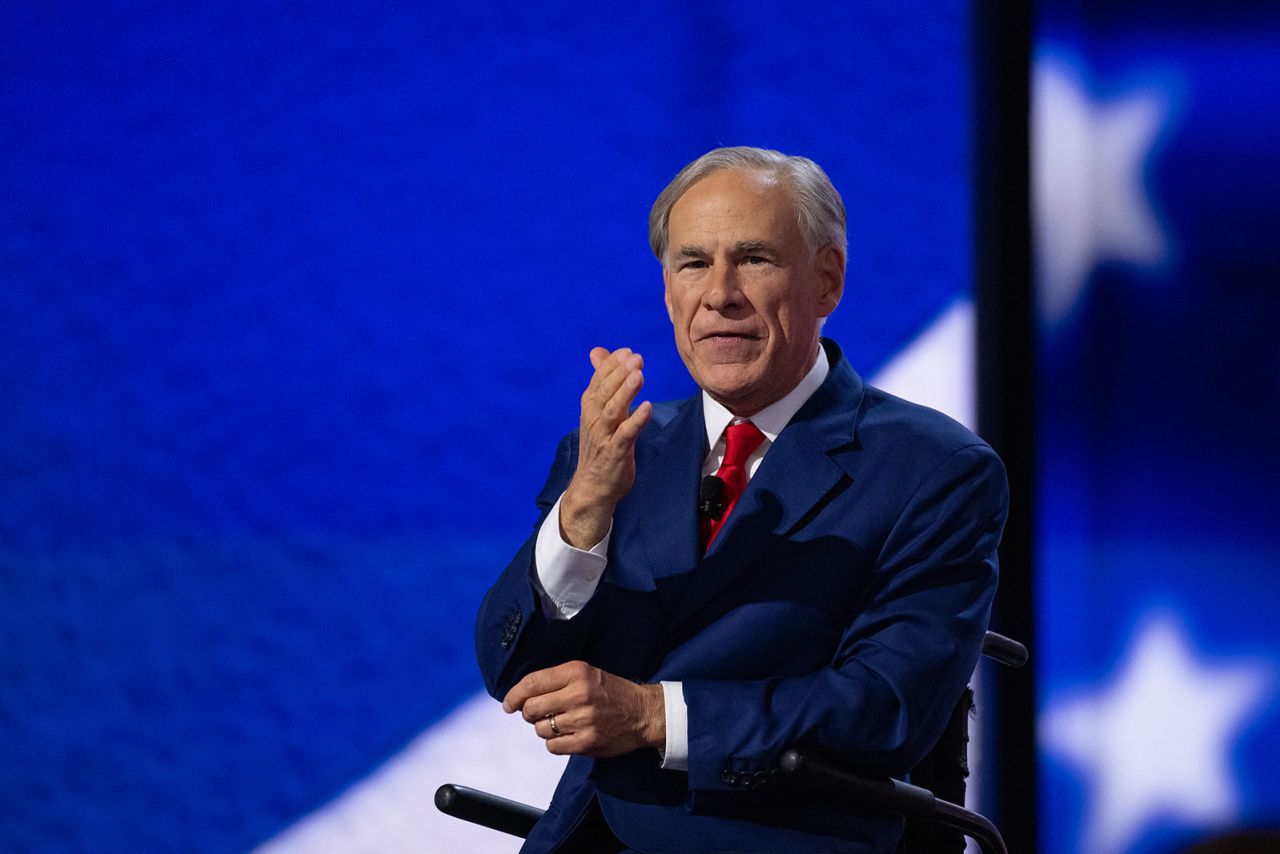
[702,345,831,449]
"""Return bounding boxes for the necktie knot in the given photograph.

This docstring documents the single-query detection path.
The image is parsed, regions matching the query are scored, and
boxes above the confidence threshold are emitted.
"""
[722,420,766,473]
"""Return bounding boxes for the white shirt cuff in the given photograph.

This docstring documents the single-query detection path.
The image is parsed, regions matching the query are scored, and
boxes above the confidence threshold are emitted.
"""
[659,681,689,771]
[532,493,610,620]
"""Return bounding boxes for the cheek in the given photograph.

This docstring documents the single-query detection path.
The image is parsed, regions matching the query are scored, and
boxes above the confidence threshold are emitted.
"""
[676,295,703,328]
[774,294,814,332]
[669,301,691,332]
[746,280,790,318]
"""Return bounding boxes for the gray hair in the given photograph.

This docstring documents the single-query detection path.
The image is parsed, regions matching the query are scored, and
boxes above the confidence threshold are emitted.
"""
[648,146,848,264]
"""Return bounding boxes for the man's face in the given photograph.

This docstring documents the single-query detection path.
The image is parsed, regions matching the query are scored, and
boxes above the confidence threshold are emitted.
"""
[663,168,844,416]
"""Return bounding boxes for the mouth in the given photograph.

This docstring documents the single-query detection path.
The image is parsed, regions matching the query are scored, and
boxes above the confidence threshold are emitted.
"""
[696,330,761,342]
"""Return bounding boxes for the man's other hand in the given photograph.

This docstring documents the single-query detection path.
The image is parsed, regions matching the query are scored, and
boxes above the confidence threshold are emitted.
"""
[559,347,652,549]
[502,661,666,757]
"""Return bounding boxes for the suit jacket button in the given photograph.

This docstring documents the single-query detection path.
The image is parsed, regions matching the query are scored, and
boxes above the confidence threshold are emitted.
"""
[721,769,738,786]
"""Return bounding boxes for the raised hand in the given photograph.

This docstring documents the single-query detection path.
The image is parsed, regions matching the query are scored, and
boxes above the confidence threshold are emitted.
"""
[503,660,666,757]
[558,347,652,549]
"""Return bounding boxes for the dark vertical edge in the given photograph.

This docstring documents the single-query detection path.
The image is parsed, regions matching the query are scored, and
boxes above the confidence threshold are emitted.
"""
[971,1,1038,851]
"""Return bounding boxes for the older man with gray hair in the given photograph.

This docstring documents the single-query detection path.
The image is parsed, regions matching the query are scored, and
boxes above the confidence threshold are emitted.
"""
[477,146,1007,852]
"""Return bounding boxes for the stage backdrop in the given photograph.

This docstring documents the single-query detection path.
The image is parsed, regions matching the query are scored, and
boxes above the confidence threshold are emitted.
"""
[1033,2,1280,852]
[1,3,982,851]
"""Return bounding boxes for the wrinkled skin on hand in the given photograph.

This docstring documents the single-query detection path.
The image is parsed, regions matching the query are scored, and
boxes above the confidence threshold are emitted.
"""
[558,347,652,550]
[503,660,666,757]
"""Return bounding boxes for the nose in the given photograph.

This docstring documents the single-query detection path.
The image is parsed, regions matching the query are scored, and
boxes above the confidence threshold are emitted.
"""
[703,264,742,311]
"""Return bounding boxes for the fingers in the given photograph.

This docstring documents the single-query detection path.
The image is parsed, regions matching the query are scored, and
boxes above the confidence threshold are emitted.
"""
[502,670,556,714]
[533,710,580,741]
[515,661,592,722]
[531,710,595,756]
[584,348,645,424]
[532,705,642,758]
[582,348,648,458]
[533,715,559,740]
[589,345,641,375]
[501,660,585,715]
[520,681,582,724]
[507,664,664,758]
[586,347,640,417]
[563,348,651,527]
[614,400,653,443]
[599,366,644,430]
[545,731,591,755]
[586,347,631,392]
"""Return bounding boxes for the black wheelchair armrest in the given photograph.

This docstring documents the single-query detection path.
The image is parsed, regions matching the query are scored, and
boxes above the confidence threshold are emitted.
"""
[437,760,1008,854]
[981,631,1028,668]
[778,748,1007,854]
[434,783,544,838]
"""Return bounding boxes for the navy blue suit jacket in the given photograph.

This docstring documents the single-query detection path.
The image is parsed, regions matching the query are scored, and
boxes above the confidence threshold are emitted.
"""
[476,340,1008,853]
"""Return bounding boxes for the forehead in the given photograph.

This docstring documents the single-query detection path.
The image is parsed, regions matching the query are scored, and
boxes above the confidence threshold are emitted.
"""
[667,169,800,245]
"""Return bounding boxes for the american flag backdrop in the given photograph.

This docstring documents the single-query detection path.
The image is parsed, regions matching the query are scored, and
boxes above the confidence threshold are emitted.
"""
[0,3,987,852]
[1033,2,1280,852]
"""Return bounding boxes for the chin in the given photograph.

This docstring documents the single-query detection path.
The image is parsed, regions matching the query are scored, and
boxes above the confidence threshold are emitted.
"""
[699,363,755,387]
[700,374,766,410]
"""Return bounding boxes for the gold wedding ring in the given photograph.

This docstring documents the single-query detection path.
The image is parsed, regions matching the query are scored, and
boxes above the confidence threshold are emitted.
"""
[548,714,562,737]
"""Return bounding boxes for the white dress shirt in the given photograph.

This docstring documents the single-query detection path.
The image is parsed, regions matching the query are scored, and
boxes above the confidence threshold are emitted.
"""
[531,346,831,770]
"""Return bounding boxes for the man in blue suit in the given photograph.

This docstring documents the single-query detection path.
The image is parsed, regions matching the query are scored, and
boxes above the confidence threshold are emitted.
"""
[476,147,1008,852]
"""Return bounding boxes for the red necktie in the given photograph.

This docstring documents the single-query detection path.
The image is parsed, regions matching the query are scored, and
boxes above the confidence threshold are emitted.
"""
[703,420,766,552]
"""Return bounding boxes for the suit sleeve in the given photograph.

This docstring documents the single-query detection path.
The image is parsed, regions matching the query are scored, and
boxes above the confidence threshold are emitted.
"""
[681,442,1008,791]
[475,430,604,700]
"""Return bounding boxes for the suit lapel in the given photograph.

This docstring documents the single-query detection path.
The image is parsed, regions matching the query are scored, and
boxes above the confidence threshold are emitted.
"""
[608,394,705,603]
[662,341,867,637]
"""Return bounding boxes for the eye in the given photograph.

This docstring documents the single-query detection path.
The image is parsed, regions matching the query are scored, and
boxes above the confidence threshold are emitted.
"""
[680,259,709,270]
[744,255,770,265]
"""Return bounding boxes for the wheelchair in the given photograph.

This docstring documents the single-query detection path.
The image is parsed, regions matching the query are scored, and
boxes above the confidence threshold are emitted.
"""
[437,631,1027,854]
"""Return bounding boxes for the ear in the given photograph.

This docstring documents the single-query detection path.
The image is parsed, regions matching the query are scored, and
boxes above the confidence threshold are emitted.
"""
[662,267,675,323]
[814,245,845,317]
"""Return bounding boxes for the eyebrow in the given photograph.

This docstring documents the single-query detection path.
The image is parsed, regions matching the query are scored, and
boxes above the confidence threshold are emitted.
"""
[674,240,777,258]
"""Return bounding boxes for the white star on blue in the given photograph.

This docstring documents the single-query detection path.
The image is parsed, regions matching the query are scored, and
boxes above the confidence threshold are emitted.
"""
[1033,52,1178,329]
[1041,611,1273,853]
